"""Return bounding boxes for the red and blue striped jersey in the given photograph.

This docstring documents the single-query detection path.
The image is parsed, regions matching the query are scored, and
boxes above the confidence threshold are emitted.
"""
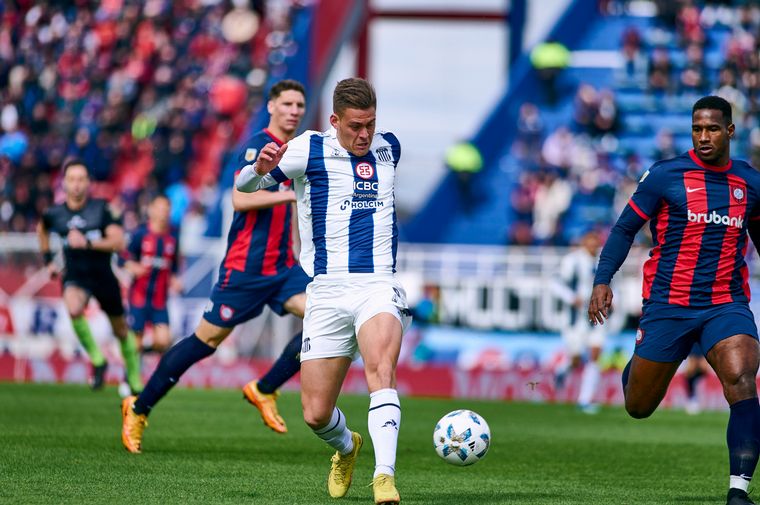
[125,224,180,309]
[597,150,760,306]
[219,129,296,286]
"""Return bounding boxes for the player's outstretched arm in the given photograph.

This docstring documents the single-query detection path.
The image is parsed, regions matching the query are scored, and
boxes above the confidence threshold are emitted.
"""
[236,142,288,193]
[231,186,296,212]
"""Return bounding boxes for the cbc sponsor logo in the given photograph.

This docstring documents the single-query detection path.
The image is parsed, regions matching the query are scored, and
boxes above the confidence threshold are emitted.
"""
[340,200,385,211]
[355,162,374,180]
[354,180,379,191]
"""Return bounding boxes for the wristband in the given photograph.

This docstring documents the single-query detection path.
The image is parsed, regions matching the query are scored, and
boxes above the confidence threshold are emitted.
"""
[43,251,54,265]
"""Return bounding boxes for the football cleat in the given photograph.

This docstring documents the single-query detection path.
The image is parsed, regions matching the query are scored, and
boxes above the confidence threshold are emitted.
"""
[90,362,108,391]
[727,488,755,505]
[327,431,362,498]
[242,381,287,434]
[371,473,400,504]
[121,396,148,454]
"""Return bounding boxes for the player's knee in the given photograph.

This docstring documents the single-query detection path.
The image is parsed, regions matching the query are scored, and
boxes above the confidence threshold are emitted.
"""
[302,406,332,430]
[624,397,655,419]
[722,370,758,398]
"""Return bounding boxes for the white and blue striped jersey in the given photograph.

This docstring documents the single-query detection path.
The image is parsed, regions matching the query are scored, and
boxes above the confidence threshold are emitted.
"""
[236,126,401,277]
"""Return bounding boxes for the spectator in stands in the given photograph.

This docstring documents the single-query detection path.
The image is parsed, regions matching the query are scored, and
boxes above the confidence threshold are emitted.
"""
[532,169,572,245]
[714,66,748,124]
[652,128,678,160]
[0,0,293,243]
[648,46,673,93]
[530,39,571,105]
[679,43,708,93]
[616,26,648,88]
[446,141,484,214]
[592,89,619,136]
[513,102,544,168]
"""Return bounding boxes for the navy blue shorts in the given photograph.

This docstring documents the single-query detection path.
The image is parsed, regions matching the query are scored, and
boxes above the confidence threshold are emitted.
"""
[129,304,169,332]
[203,266,311,328]
[636,301,758,362]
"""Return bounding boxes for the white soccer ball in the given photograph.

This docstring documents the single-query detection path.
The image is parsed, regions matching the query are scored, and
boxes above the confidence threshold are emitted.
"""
[433,409,491,466]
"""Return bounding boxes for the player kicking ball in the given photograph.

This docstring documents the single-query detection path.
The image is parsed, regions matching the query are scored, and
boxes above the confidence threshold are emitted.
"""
[237,77,410,504]
[589,96,760,505]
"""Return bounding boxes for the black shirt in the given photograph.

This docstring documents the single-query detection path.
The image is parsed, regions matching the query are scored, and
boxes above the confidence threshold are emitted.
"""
[42,198,120,276]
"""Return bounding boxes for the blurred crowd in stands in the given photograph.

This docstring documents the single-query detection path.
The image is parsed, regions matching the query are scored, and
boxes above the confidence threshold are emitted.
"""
[509,0,760,246]
[0,0,302,238]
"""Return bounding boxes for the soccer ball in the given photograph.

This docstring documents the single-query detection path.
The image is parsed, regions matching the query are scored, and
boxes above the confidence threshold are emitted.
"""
[433,409,491,466]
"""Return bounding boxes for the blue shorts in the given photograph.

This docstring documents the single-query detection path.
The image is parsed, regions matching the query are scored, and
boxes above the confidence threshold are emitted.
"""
[203,266,311,328]
[636,301,758,362]
[129,304,170,333]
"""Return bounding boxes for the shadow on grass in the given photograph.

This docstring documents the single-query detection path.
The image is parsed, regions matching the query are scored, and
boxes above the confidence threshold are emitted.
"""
[401,489,560,504]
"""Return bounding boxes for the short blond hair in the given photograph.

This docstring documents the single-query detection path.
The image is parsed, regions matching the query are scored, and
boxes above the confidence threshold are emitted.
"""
[333,78,376,115]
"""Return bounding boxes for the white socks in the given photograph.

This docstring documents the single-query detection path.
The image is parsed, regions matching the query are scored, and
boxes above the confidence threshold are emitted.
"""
[314,407,354,455]
[368,388,401,477]
[730,475,750,492]
[578,361,600,406]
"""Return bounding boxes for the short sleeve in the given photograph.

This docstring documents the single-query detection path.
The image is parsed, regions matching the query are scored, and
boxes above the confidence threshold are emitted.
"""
[101,202,121,228]
[41,209,52,230]
[270,131,312,182]
[628,163,666,220]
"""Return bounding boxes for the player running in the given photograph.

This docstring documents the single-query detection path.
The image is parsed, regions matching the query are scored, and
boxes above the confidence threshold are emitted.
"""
[552,229,605,413]
[122,194,181,353]
[589,96,760,505]
[37,159,142,394]
[237,77,410,505]
[121,79,310,450]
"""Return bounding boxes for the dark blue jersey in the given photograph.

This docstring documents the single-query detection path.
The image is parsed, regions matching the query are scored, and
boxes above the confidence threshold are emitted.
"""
[596,150,760,306]
[219,129,296,287]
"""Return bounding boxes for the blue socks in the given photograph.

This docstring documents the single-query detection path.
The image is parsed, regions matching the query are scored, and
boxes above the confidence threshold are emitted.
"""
[257,332,302,394]
[727,397,760,491]
[133,334,215,415]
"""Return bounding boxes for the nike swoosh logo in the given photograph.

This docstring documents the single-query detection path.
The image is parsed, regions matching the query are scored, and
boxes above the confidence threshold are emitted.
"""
[686,187,704,193]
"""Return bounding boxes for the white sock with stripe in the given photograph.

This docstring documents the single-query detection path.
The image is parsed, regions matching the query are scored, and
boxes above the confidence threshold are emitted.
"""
[313,407,354,455]
[368,388,401,477]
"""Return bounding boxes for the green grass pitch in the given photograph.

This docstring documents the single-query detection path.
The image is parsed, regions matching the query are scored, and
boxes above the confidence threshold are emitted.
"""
[0,382,740,504]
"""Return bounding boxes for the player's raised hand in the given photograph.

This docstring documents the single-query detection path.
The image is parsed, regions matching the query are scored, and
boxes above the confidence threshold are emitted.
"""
[588,284,613,325]
[254,142,288,175]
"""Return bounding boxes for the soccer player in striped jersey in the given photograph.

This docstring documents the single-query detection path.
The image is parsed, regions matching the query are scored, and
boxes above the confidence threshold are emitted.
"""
[237,78,410,505]
[122,195,181,353]
[121,79,310,452]
[589,96,760,505]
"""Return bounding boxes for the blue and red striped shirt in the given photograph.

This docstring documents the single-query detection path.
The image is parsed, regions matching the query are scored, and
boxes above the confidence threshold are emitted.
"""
[596,150,760,306]
[219,129,296,286]
[125,224,180,309]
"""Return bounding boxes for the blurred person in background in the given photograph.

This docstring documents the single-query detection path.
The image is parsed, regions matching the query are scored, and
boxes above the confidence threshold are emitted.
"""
[121,194,181,354]
[683,343,712,415]
[37,159,142,394]
[552,229,606,413]
[121,79,310,455]
[530,39,571,105]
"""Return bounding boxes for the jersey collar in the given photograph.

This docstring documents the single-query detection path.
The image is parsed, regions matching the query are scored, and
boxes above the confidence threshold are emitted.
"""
[688,149,732,172]
[264,128,285,146]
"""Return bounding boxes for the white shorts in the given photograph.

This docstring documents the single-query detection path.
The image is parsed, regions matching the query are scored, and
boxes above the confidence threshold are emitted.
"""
[300,274,412,362]
[563,318,606,356]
